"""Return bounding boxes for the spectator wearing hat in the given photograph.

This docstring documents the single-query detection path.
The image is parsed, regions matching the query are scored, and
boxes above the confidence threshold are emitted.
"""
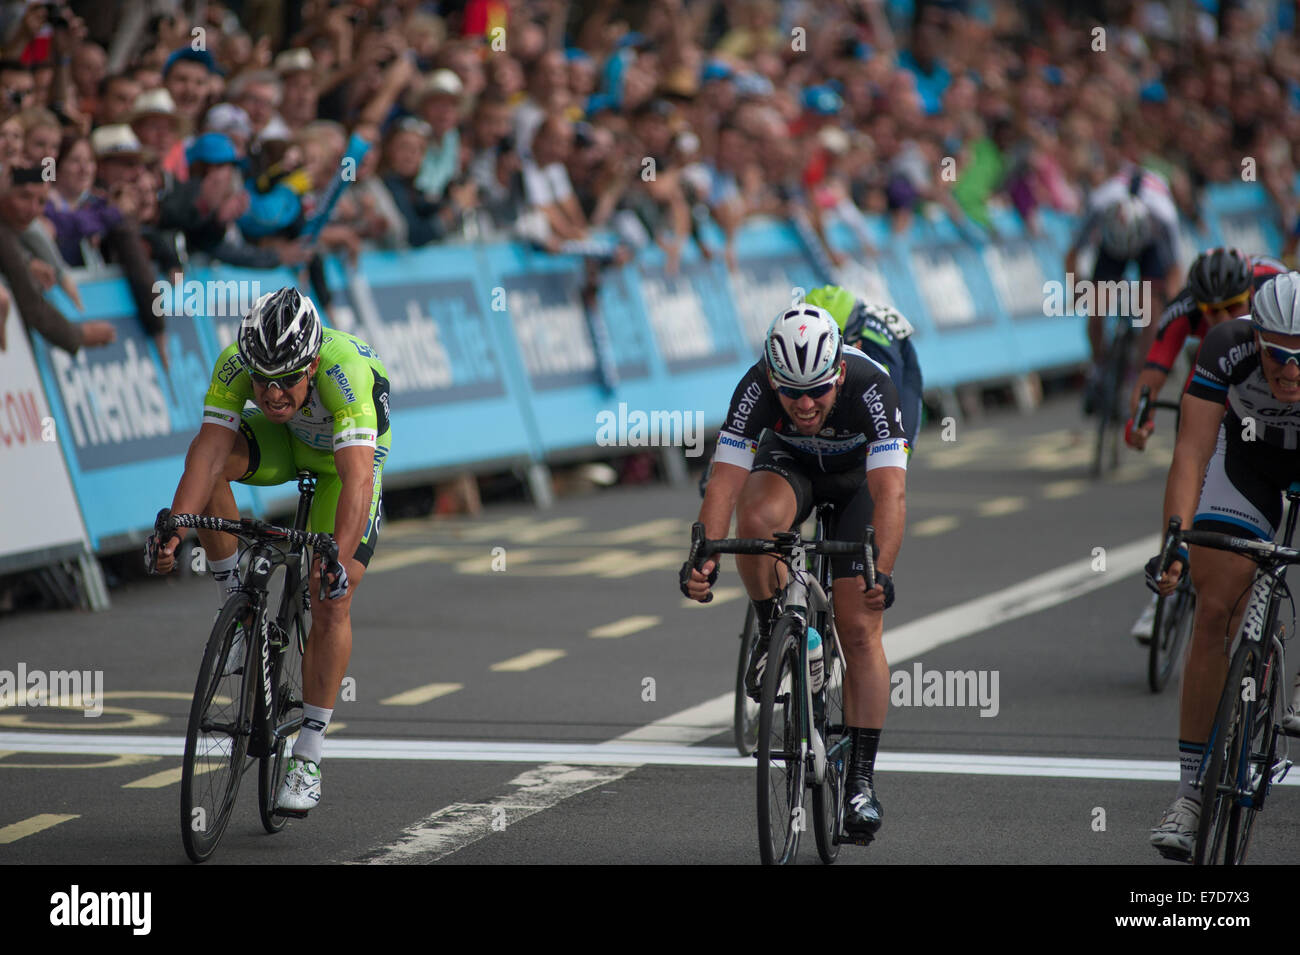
[203,102,253,156]
[162,47,221,124]
[130,89,183,172]
[0,165,115,355]
[275,49,319,133]
[409,69,469,202]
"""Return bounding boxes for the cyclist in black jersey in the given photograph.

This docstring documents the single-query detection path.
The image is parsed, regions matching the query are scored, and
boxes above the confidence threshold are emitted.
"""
[680,303,908,839]
[1147,271,1300,860]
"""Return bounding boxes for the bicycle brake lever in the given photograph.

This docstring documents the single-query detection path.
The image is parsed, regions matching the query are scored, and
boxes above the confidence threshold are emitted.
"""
[863,526,876,591]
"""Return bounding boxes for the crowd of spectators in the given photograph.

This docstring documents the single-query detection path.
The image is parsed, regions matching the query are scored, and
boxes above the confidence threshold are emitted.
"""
[0,0,1297,358]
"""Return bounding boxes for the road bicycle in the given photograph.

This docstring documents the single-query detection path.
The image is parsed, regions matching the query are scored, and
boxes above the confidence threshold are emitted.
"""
[1155,500,1297,865]
[160,471,337,863]
[689,510,873,865]
[1134,385,1194,693]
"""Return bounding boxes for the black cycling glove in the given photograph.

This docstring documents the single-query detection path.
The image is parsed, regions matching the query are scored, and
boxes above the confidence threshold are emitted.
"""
[873,570,895,610]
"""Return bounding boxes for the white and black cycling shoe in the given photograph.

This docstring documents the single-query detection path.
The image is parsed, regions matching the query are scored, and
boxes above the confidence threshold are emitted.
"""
[1149,796,1199,861]
[1131,595,1158,646]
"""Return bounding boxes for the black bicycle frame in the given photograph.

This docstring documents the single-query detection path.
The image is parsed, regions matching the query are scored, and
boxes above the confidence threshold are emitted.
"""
[244,472,316,759]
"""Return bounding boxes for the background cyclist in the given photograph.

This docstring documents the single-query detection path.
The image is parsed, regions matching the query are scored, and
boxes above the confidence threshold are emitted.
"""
[1125,248,1285,644]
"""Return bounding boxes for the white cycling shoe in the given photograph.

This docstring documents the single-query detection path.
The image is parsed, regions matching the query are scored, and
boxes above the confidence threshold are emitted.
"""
[1131,595,1158,645]
[1150,796,1200,861]
[276,758,321,816]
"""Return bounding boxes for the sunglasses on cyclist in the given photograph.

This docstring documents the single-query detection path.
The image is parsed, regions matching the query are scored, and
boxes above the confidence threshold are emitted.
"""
[249,366,311,390]
[1196,289,1251,313]
[774,380,836,400]
[1258,338,1300,368]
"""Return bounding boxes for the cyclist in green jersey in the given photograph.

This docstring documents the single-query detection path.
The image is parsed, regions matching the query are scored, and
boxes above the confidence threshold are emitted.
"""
[146,286,391,815]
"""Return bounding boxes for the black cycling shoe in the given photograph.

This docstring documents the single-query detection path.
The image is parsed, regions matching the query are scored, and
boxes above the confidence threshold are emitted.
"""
[843,775,883,839]
[744,633,770,702]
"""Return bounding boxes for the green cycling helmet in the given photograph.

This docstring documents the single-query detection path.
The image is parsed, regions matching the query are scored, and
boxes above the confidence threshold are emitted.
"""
[803,285,858,332]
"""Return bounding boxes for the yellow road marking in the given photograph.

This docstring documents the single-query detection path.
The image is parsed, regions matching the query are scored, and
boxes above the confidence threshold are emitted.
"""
[977,496,1026,517]
[680,586,745,609]
[0,814,78,844]
[490,650,565,672]
[1043,480,1088,499]
[367,546,461,574]
[911,516,959,537]
[598,519,686,543]
[596,551,683,579]
[454,549,536,574]
[503,518,585,543]
[589,616,661,639]
[380,683,464,706]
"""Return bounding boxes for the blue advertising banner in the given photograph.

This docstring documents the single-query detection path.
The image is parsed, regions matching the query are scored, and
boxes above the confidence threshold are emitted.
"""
[31,277,257,549]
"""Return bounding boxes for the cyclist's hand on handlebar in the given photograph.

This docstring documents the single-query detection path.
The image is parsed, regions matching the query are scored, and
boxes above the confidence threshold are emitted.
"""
[1124,416,1154,450]
[145,532,181,574]
[861,569,894,611]
[680,558,718,602]
[1144,552,1185,597]
[321,555,349,600]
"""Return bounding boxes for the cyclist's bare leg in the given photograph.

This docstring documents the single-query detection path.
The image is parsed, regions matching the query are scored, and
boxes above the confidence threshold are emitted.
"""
[734,471,797,599]
[195,431,250,564]
[1179,544,1255,741]
[831,580,889,727]
[303,557,365,710]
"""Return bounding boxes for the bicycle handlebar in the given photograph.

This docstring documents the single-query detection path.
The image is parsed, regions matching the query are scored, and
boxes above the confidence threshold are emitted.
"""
[154,509,340,590]
[693,525,878,589]
[1134,385,1152,430]
[1177,527,1300,565]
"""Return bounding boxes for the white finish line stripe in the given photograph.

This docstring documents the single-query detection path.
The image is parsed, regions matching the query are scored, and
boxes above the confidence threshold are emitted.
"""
[4,732,1291,786]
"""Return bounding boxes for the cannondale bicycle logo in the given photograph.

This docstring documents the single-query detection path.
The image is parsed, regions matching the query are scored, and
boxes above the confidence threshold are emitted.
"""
[252,556,271,576]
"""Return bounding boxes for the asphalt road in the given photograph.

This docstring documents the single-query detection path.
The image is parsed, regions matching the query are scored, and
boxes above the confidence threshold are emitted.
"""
[2,393,1298,873]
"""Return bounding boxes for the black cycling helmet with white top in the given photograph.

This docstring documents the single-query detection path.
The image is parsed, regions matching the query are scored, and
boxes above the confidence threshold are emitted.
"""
[1188,247,1253,306]
[237,287,323,377]
[1251,271,1300,336]
[764,304,843,388]
[1099,194,1152,260]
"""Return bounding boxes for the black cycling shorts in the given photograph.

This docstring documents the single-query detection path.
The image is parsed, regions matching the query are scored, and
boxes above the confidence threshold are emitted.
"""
[1093,241,1173,284]
[752,432,873,580]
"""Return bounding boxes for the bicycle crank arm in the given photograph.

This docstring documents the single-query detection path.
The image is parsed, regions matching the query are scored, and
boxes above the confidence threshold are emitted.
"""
[811,726,827,785]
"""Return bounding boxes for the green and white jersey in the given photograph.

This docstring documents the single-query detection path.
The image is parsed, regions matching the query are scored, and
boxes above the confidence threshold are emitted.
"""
[203,329,391,453]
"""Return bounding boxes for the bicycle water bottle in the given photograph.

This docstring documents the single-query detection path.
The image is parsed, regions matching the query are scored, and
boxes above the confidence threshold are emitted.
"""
[808,626,824,694]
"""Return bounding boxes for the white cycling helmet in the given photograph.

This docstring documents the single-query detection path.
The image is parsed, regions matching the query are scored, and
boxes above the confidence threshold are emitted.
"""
[764,304,843,388]
[1251,271,1300,336]
[238,287,323,376]
[1099,194,1152,260]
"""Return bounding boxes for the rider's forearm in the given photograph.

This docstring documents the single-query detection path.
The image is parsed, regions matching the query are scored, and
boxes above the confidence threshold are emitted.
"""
[868,469,906,575]
[169,435,230,532]
[332,473,373,565]
[1132,368,1168,417]
[698,461,747,542]
[873,491,905,575]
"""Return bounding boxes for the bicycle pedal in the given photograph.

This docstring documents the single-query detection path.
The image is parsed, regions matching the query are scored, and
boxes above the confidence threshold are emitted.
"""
[273,806,309,819]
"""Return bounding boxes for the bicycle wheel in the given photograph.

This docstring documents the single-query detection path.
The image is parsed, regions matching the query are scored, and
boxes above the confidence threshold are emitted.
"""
[1091,342,1126,477]
[812,622,844,865]
[259,597,308,833]
[181,594,257,863]
[1225,636,1284,864]
[756,617,805,865]
[1193,640,1258,865]
[1148,579,1195,693]
[733,605,761,756]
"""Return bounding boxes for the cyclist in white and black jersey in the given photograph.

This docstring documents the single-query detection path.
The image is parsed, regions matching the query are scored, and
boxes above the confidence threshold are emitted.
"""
[1147,272,1300,860]
[1065,165,1181,404]
[680,304,907,840]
